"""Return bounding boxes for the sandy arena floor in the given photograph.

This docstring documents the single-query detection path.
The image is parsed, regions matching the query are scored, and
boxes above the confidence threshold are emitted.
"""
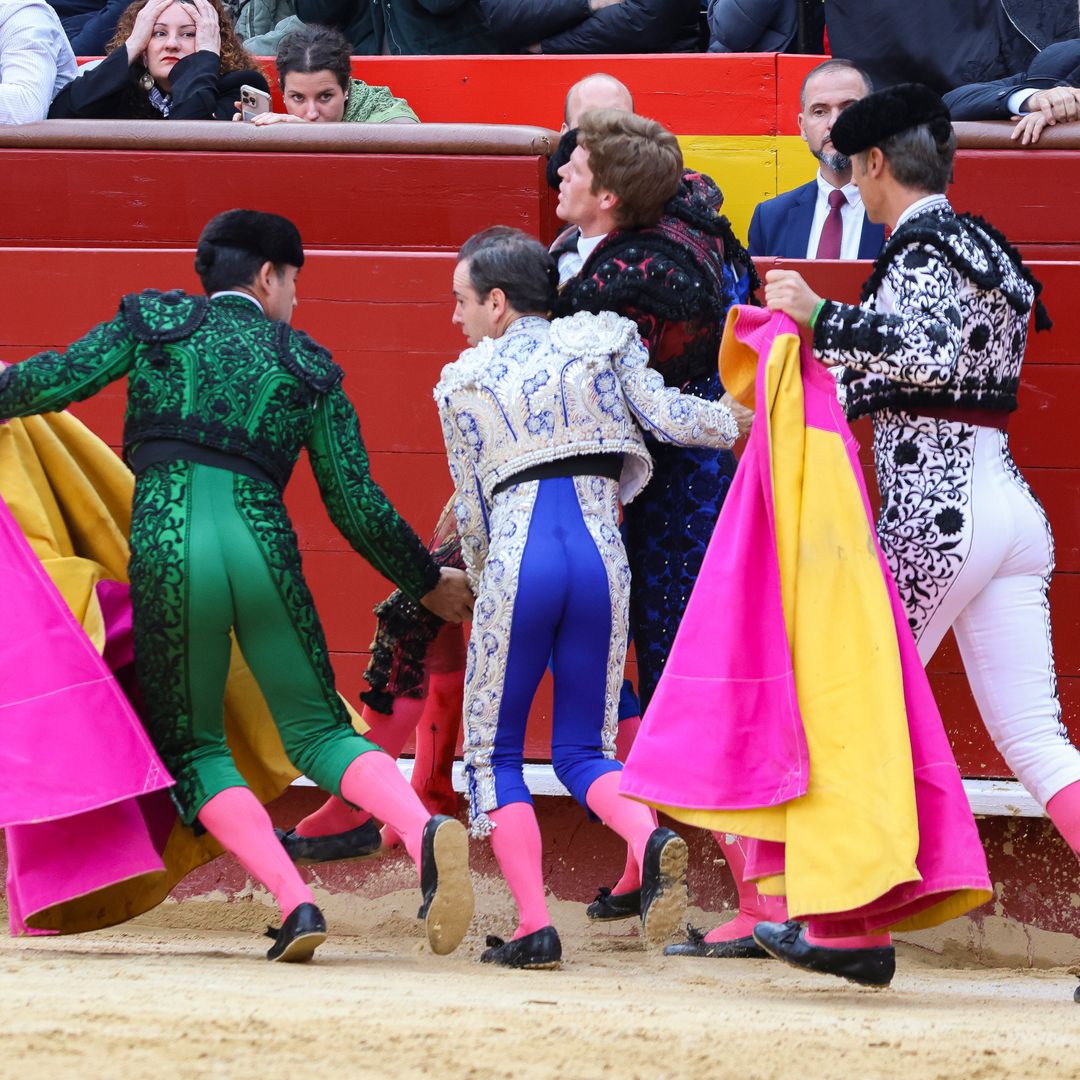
[1,877,1078,1080]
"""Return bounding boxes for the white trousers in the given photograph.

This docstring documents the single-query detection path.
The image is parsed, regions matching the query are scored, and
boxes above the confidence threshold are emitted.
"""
[887,425,1080,807]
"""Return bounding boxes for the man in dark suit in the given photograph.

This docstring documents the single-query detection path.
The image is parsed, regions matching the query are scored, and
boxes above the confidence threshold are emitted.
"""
[943,39,1080,145]
[748,58,885,260]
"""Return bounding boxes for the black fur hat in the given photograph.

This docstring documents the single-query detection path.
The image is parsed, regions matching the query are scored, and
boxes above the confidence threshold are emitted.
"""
[546,127,577,192]
[830,83,952,156]
[196,209,304,269]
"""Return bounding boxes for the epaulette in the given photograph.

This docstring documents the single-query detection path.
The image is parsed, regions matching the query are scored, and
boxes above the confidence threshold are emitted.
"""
[274,324,344,393]
[120,289,209,343]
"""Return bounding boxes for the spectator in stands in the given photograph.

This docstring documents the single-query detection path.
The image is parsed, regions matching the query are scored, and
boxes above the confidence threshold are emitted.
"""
[561,71,633,133]
[0,0,76,124]
[49,0,267,119]
[50,0,130,55]
[824,0,1079,95]
[943,39,1080,145]
[479,0,703,54]
[706,0,797,53]
[294,0,496,55]
[246,24,418,124]
[748,59,885,259]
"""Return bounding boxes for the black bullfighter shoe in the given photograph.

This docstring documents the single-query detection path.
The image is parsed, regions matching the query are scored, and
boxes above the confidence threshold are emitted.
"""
[416,815,474,955]
[752,920,896,987]
[664,924,769,959]
[265,902,327,962]
[481,926,562,970]
[274,819,382,864]
[585,886,641,921]
[639,827,689,947]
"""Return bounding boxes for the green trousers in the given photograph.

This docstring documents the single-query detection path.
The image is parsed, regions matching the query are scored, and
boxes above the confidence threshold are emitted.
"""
[129,461,377,824]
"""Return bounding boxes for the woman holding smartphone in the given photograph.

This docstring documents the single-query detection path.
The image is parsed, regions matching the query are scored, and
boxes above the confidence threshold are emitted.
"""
[49,0,267,120]
[245,24,419,126]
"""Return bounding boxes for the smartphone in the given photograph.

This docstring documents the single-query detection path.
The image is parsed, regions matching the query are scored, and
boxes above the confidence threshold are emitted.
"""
[240,84,272,122]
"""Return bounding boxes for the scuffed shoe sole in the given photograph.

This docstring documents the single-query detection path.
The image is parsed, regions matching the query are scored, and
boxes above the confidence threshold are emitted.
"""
[641,835,688,947]
[270,930,327,963]
[424,818,474,955]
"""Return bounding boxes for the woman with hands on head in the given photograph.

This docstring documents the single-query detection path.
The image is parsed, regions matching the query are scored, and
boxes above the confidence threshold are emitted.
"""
[239,24,418,126]
[49,0,267,120]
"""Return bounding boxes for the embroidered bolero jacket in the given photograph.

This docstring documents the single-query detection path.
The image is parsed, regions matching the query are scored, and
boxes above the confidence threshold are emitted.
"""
[0,289,440,602]
[811,201,1036,421]
[433,311,740,586]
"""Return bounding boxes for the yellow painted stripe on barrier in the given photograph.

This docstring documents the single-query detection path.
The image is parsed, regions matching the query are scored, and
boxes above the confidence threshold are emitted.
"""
[677,134,817,241]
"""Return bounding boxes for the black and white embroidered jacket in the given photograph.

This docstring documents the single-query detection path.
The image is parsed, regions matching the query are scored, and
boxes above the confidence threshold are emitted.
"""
[812,196,1038,421]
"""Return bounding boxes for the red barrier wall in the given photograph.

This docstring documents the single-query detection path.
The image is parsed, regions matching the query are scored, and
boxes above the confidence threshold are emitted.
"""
[4,245,1079,773]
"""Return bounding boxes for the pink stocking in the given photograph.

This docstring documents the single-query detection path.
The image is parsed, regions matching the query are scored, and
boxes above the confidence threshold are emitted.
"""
[585,770,655,875]
[339,751,430,873]
[197,786,314,919]
[1047,778,1080,861]
[489,802,550,939]
[610,716,656,893]
[704,833,789,943]
[805,925,892,949]
[293,697,426,838]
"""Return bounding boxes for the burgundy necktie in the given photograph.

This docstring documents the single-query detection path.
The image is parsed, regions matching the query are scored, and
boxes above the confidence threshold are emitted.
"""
[815,188,847,259]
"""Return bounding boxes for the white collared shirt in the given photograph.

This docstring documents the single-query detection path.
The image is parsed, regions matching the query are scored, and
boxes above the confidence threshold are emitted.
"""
[557,229,608,284]
[805,172,867,260]
[0,0,76,125]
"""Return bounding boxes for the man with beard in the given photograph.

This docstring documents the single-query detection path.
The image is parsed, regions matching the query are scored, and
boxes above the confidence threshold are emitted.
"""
[748,59,885,260]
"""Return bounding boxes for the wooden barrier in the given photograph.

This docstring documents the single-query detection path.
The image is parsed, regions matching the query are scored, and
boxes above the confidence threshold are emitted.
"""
[3,244,1079,773]
[3,93,1080,772]
[0,121,559,251]
[53,56,1080,245]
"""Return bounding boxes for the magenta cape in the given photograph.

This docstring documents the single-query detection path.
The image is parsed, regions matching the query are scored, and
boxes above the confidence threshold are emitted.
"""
[620,307,991,932]
[0,495,172,935]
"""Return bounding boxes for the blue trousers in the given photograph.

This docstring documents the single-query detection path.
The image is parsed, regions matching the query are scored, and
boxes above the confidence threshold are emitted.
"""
[463,476,626,830]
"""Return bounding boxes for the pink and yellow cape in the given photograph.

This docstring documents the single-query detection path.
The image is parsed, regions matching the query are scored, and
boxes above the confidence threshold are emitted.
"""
[620,306,992,934]
[1,412,369,935]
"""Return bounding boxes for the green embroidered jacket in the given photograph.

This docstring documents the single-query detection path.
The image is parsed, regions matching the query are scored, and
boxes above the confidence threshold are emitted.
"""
[0,289,440,601]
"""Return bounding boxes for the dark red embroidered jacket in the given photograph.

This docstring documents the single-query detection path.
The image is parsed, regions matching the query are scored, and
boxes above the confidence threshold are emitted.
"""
[552,171,757,390]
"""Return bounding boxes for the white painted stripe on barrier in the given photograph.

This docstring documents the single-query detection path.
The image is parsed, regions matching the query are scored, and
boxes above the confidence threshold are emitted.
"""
[293,766,1044,817]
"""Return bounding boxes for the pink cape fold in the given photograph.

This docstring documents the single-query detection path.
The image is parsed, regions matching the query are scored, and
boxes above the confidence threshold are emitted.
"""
[621,307,991,931]
[0,495,172,935]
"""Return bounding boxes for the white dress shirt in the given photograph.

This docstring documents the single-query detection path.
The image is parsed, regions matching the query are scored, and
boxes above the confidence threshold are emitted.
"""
[0,0,76,125]
[805,172,867,261]
[557,229,608,284]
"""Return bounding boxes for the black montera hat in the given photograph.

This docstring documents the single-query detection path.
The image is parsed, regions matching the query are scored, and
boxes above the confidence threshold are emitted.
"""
[830,83,952,157]
[196,209,304,268]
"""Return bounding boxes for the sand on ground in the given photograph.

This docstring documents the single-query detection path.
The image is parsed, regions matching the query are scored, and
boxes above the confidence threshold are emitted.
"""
[1,874,1078,1080]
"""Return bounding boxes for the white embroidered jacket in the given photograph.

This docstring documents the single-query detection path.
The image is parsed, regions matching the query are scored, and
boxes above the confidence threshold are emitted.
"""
[434,311,739,586]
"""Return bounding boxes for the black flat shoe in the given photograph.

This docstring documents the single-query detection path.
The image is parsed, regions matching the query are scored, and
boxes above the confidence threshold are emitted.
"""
[480,926,562,970]
[639,827,689,947]
[664,924,769,959]
[752,920,895,987]
[417,815,474,955]
[265,902,327,962]
[274,819,382,865]
[586,886,642,921]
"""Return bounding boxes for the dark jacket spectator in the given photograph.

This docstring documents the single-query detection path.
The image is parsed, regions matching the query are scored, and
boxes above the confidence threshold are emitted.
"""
[49,0,266,119]
[294,0,497,55]
[50,0,129,54]
[824,0,1079,93]
[943,39,1080,120]
[479,0,702,54]
[707,0,797,53]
